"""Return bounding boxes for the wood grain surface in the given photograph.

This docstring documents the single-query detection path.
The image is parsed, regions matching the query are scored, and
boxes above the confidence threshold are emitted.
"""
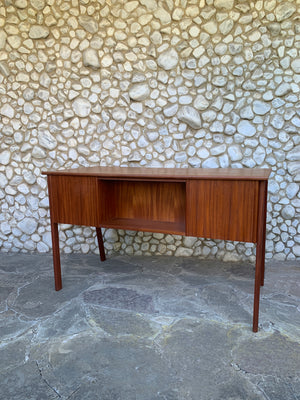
[98,180,186,234]
[48,175,99,226]
[186,180,259,242]
[43,166,271,181]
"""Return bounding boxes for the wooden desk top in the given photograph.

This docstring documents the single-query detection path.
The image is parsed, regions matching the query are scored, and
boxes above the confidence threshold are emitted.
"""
[42,166,271,181]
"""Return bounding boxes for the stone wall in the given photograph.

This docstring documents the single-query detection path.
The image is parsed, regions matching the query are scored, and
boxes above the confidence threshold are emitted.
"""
[0,0,299,261]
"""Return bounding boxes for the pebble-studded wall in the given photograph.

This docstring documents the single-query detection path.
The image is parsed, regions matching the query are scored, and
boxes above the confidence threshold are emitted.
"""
[0,0,299,261]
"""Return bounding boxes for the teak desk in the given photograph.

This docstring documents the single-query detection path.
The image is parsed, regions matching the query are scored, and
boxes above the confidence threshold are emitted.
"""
[43,166,271,332]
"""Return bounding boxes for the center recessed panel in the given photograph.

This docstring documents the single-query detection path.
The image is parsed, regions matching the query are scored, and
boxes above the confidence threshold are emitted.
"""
[99,180,186,234]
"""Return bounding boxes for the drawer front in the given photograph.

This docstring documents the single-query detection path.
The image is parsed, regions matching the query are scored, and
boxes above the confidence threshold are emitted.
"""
[186,180,259,243]
[48,175,99,226]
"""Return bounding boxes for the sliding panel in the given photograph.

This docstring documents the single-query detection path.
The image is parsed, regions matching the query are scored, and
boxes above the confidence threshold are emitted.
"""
[186,179,259,243]
[48,175,99,226]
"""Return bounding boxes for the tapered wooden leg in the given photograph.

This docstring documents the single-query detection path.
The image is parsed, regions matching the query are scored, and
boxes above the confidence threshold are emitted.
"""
[260,183,268,287]
[253,181,268,332]
[51,222,62,291]
[260,241,266,287]
[253,243,263,332]
[96,227,106,261]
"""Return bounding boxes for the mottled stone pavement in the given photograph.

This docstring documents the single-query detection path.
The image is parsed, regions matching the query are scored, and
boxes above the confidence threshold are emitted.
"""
[0,253,299,400]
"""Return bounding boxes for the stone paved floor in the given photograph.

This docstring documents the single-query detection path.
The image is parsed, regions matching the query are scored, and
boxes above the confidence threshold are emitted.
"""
[0,253,299,400]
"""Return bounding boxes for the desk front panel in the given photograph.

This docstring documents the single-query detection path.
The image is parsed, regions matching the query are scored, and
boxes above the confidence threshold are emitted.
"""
[186,179,259,243]
[48,175,99,226]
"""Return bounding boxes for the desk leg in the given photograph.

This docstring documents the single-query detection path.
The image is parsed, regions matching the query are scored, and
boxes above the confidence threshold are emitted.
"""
[260,235,266,287]
[260,182,268,287]
[51,222,62,291]
[253,243,262,332]
[96,227,106,261]
[253,181,268,332]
